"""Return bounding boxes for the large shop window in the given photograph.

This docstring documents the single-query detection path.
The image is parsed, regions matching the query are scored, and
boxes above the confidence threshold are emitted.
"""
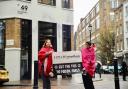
[62,0,73,9]
[38,21,57,51]
[0,20,5,65]
[20,19,32,80]
[62,25,71,51]
[38,0,56,6]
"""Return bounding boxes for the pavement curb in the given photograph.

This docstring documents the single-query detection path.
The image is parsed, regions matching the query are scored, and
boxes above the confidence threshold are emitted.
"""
[93,79,103,82]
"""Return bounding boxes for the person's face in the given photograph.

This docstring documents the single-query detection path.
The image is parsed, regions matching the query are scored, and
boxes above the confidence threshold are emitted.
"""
[85,43,90,48]
[45,40,52,47]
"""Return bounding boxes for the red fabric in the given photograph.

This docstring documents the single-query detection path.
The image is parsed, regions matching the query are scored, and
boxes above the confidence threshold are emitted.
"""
[38,47,53,76]
[81,47,96,77]
[38,60,42,76]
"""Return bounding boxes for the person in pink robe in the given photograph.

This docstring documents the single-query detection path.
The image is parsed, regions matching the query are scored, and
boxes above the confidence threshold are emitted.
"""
[81,41,96,89]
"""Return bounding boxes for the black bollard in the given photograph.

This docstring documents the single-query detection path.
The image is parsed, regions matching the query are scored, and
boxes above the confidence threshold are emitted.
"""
[113,57,120,89]
[33,60,38,89]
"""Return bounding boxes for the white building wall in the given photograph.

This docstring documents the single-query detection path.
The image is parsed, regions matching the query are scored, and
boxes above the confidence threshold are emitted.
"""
[0,0,73,25]
[0,0,73,81]
[123,2,128,50]
[5,48,21,81]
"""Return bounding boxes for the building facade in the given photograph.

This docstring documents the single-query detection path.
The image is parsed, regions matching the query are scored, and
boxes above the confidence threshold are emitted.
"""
[75,0,128,64]
[76,2,100,50]
[0,0,74,81]
[123,1,128,64]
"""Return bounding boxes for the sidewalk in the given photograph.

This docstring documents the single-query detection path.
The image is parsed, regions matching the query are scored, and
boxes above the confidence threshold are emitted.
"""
[2,74,128,89]
[3,74,102,86]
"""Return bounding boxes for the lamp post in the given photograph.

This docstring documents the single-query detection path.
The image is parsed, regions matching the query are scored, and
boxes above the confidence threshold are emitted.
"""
[112,32,120,89]
[88,24,92,43]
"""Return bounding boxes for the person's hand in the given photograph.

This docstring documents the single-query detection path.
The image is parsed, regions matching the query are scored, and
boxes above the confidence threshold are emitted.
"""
[48,50,53,54]
[49,72,54,77]
[45,51,53,56]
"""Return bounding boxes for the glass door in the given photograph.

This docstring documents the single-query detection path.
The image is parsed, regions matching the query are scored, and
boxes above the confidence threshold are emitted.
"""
[0,20,5,66]
[20,19,32,80]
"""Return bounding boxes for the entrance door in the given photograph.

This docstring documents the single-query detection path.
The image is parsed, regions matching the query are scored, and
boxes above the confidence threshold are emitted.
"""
[0,20,5,65]
[38,21,57,51]
[20,19,32,80]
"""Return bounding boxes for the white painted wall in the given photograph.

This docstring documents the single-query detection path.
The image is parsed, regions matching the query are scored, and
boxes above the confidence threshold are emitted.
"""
[5,48,21,81]
[0,0,73,25]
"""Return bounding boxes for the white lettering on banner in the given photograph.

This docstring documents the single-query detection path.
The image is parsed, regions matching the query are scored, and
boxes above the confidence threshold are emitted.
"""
[53,51,82,64]
[54,63,82,75]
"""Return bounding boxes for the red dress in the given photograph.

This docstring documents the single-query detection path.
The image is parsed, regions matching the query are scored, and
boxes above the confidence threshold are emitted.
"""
[38,47,53,76]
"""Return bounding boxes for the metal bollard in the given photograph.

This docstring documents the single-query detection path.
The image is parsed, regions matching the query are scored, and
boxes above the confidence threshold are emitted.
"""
[113,57,120,89]
[33,60,38,89]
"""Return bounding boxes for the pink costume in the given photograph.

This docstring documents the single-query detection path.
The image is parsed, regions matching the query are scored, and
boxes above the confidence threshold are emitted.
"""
[81,47,96,77]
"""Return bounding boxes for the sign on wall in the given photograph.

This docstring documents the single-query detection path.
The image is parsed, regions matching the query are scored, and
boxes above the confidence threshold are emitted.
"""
[17,4,28,14]
[53,51,82,75]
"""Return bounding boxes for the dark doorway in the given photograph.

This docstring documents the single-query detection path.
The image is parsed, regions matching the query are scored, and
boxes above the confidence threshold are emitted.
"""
[20,19,32,80]
[0,20,5,66]
[38,21,57,51]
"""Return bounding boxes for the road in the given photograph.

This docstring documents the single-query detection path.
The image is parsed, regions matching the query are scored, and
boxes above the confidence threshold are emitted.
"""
[0,74,128,89]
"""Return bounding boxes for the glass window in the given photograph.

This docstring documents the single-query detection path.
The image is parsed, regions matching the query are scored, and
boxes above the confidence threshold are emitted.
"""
[62,25,71,51]
[0,22,4,49]
[110,12,115,21]
[117,43,119,51]
[81,19,85,29]
[110,0,116,9]
[19,0,31,2]
[119,12,122,20]
[116,27,119,36]
[38,21,57,51]
[119,26,122,34]
[62,0,73,9]
[126,21,128,32]
[38,0,56,6]
[121,41,123,50]
[126,6,128,17]
[20,19,32,80]
[96,17,100,29]
[79,32,82,42]
[126,38,128,49]
[82,29,85,41]
[96,3,99,14]
[0,20,5,65]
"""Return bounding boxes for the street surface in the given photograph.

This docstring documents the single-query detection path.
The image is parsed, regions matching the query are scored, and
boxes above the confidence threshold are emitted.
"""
[0,74,128,89]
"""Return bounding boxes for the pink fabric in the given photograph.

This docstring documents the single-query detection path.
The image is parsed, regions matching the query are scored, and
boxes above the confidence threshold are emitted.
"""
[81,47,96,77]
[38,47,53,76]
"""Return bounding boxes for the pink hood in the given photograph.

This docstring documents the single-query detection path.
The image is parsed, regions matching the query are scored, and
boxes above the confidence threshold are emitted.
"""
[81,47,96,77]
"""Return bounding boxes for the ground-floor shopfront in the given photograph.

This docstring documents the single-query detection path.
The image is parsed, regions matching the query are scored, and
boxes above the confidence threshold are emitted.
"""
[0,18,73,81]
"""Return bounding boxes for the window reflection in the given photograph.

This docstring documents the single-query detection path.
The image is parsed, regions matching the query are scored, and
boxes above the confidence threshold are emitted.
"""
[62,25,71,51]
[38,0,56,6]
[0,20,5,65]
